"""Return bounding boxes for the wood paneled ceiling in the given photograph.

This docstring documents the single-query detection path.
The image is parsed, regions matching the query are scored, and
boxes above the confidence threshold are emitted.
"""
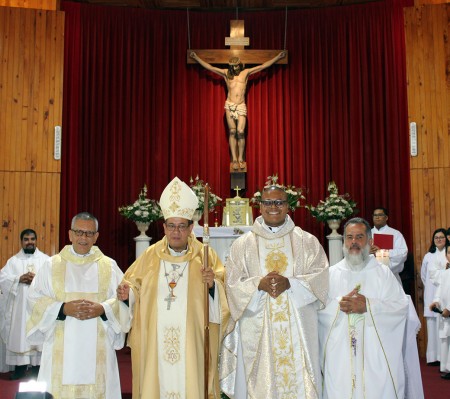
[70,0,380,10]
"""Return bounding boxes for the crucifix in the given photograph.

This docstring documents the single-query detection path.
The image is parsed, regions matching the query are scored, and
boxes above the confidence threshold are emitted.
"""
[165,293,175,310]
[188,20,288,194]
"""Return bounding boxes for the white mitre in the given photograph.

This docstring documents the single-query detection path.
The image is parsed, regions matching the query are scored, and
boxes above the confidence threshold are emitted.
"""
[160,177,199,220]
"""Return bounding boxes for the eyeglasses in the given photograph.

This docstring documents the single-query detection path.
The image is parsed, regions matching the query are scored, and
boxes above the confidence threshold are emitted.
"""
[372,214,386,218]
[260,200,288,208]
[71,229,97,238]
[434,236,446,240]
[165,223,190,232]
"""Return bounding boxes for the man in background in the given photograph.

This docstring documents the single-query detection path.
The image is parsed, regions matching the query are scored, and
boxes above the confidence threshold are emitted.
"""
[0,229,48,380]
[370,206,408,283]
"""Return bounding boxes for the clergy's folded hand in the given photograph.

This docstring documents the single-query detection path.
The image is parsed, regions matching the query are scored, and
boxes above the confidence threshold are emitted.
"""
[258,272,290,298]
[64,299,104,320]
[340,292,367,314]
[19,272,35,285]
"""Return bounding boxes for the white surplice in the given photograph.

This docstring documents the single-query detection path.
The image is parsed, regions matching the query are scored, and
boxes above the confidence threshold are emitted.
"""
[432,267,450,373]
[0,248,49,366]
[26,246,127,398]
[420,248,447,363]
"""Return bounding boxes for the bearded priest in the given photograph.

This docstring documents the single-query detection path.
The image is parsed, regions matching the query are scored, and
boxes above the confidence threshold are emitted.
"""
[318,217,417,399]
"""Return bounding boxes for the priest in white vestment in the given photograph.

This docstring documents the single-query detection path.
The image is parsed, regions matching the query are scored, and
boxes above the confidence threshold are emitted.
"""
[319,217,411,399]
[370,207,408,284]
[220,185,329,399]
[429,243,450,379]
[117,177,230,399]
[0,228,49,379]
[27,212,127,398]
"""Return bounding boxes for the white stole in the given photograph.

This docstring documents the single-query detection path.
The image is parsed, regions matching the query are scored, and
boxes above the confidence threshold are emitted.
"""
[62,262,99,385]
[157,259,189,399]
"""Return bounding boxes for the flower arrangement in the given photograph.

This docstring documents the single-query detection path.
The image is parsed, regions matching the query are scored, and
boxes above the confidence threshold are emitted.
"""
[189,176,222,213]
[305,181,357,222]
[250,174,305,212]
[118,185,163,223]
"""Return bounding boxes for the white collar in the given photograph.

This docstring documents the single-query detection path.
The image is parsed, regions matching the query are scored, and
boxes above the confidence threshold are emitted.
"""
[168,246,188,257]
[261,217,288,234]
[70,245,94,257]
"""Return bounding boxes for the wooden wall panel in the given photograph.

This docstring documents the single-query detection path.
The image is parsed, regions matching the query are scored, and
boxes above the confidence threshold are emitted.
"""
[0,1,59,11]
[0,7,64,267]
[0,172,60,262]
[405,3,450,356]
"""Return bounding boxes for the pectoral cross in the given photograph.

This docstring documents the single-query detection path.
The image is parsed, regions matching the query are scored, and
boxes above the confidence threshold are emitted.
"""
[165,292,176,310]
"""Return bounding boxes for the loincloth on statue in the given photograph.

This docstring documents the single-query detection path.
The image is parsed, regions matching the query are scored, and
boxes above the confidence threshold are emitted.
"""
[224,100,247,120]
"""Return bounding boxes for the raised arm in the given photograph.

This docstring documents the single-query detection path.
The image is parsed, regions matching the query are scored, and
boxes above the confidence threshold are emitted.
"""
[247,51,286,75]
[190,51,227,78]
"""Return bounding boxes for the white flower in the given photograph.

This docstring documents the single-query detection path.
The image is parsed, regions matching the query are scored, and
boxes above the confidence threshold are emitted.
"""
[189,176,222,213]
[119,185,163,223]
[305,181,357,222]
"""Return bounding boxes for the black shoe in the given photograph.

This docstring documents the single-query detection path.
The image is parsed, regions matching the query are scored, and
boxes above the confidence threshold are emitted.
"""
[29,365,40,377]
[9,365,27,380]
[428,361,440,366]
[441,372,450,380]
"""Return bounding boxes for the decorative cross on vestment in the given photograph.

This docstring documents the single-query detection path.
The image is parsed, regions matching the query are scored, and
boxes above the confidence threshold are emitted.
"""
[165,293,175,310]
[186,20,288,65]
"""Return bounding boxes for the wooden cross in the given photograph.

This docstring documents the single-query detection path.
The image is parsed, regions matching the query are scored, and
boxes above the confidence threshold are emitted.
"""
[187,20,288,65]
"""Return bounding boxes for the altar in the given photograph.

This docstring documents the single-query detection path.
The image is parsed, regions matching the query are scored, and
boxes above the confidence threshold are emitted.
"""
[193,225,252,263]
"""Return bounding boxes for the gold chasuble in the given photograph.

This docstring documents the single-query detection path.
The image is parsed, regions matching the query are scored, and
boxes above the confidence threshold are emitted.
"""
[220,216,329,399]
[123,235,229,399]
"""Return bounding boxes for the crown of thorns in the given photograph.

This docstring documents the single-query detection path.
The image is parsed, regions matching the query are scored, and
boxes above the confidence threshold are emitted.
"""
[228,57,241,66]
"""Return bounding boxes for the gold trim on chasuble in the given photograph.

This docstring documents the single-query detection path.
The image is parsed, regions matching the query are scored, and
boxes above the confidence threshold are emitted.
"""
[51,253,111,398]
[264,238,299,398]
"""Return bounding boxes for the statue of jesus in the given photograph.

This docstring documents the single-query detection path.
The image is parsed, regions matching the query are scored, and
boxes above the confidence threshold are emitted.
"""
[190,51,286,170]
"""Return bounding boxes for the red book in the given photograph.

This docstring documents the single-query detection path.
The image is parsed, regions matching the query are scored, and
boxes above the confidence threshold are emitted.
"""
[373,233,394,250]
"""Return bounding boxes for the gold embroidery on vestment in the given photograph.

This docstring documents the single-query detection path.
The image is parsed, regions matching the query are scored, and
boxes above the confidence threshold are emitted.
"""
[264,236,298,398]
[164,326,181,364]
[265,250,288,274]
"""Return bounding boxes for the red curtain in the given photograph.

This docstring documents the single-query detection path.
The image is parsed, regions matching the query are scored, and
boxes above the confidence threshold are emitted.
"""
[60,1,412,270]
